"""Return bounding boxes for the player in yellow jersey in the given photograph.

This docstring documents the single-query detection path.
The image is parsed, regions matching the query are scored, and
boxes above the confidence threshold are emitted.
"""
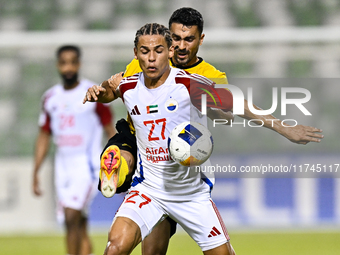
[84,7,323,255]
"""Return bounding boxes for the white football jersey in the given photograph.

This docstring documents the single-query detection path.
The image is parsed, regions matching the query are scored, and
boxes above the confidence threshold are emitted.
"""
[118,68,233,200]
[39,79,112,169]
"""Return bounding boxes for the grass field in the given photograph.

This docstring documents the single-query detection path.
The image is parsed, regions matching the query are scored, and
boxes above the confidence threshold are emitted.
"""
[1,230,340,255]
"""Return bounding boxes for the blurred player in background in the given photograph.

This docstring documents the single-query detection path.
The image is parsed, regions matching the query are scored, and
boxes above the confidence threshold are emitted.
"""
[84,7,323,255]
[32,45,116,255]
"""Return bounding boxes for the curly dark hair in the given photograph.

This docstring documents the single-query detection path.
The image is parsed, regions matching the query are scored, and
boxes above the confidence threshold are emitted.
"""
[134,23,172,49]
[168,7,204,35]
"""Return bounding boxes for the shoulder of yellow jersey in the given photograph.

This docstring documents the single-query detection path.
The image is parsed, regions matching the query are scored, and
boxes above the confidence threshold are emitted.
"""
[175,58,228,84]
[123,58,142,78]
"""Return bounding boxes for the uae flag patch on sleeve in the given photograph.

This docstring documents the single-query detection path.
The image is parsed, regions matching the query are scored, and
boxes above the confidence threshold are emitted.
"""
[147,105,158,114]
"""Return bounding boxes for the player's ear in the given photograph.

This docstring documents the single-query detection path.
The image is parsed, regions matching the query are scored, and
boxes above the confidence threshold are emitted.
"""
[199,33,205,46]
[134,48,138,59]
[168,45,174,59]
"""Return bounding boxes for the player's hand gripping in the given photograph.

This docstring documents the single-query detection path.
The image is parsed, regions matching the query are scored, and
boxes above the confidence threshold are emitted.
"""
[281,124,323,145]
[83,84,107,103]
[83,80,117,104]
[108,72,124,93]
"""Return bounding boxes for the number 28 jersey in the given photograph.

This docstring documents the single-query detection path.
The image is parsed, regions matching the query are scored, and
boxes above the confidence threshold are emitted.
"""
[118,68,233,200]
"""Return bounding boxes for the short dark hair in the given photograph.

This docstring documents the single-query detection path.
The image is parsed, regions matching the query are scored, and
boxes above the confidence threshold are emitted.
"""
[168,7,204,35]
[134,23,172,48]
[56,45,81,59]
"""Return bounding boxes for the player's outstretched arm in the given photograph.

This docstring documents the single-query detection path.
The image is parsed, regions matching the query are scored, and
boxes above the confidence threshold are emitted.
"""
[239,99,323,144]
[83,80,118,104]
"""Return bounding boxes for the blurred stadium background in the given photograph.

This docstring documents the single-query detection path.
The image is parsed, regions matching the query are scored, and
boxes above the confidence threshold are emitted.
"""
[1,0,340,254]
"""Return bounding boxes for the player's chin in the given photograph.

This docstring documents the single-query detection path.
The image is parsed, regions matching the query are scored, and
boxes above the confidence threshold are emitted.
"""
[176,59,188,66]
[145,70,160,79]
[174,55,189,65]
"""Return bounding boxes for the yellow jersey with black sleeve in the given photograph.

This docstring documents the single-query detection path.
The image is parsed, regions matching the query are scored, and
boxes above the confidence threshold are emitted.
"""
[123,57,229,133]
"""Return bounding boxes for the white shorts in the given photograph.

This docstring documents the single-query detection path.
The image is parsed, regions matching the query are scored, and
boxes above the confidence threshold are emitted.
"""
[55,153,98,221]
[115,187,230,251]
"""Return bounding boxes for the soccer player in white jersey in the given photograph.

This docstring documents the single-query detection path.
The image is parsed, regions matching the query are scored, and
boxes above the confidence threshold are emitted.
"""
[32,45,116,255]
[86,23,236,255]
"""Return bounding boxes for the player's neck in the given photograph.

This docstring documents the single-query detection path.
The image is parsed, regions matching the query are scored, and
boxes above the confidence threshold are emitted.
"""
[144,67,171,89]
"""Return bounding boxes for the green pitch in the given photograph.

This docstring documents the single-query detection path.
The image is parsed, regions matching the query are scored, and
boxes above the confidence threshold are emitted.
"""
[1,231,340,255]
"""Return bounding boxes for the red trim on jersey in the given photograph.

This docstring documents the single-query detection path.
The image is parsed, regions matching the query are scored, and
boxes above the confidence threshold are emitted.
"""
[40,93,53,134]
[119,79,138,102]
[95,103,113,126]
[175,77,191,93]
[175,71,233,112]
[210,199,230,241]
[41,112,52,134]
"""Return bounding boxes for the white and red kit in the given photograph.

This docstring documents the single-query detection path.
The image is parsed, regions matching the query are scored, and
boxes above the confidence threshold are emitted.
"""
[39,79,112,217]
[115,68,233,251]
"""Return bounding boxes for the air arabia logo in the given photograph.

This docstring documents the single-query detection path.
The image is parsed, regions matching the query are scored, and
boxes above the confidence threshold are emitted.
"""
[200,85,312,128]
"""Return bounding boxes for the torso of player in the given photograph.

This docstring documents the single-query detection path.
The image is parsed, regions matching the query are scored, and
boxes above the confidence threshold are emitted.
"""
[119,68,211,199]
[124,58,228,133]
[40,79,103,156]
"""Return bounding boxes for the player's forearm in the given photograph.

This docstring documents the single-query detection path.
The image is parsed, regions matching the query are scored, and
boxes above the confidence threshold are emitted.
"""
[239,99,323,144]
[33,131,50,174]
[239,99,285,134]
[97,80,118,103]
